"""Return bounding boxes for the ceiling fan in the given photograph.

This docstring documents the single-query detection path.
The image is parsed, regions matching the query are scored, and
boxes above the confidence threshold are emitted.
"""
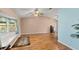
[33,8,44,16]
[24,8,53,17]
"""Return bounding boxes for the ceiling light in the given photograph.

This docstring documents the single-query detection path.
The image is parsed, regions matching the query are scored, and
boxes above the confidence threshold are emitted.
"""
[33,8,43,16]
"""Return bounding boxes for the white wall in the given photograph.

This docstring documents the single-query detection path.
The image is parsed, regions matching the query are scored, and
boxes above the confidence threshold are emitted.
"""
[0,32,16,47]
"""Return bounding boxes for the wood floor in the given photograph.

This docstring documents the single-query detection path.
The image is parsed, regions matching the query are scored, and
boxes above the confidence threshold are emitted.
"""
[11,33,71,50]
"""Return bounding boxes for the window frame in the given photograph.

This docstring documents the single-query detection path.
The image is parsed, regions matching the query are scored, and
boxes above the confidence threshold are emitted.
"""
[0,16,17,33]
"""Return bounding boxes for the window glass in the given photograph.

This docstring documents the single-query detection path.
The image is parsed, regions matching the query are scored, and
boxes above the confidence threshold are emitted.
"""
[0,17,17,33]
[9,19,17,32]
[0,17,7,32]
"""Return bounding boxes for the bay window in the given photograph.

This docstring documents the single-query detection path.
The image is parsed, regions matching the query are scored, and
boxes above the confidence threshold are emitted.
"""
[0,17,17,33]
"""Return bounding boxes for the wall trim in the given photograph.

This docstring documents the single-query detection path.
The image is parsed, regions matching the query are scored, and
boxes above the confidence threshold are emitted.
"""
[21,33,55,35]
[58,40,76,50]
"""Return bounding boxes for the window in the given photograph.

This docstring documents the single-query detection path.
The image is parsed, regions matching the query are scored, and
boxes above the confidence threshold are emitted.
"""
[0,17,7,32]
[9,19,17,32]
[0,17,17,33]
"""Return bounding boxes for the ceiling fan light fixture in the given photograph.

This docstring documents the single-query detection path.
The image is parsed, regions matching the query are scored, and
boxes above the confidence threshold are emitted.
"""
[33,8,43,16]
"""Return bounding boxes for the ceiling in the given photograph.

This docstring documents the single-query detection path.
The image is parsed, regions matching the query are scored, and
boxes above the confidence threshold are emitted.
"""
[14,8,59,19]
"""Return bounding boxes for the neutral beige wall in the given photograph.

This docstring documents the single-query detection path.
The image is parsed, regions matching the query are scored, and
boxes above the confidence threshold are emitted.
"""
[20,16,57,34]
[0,8,17,18]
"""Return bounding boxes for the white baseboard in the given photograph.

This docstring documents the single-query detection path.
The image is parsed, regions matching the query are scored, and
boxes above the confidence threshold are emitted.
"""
[21,33,50,35]
[58,40,76,50]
